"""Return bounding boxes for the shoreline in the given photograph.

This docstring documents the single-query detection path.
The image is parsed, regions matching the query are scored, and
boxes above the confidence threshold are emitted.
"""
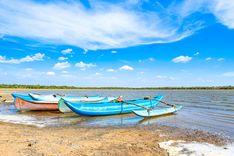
[0,121,231,156]
[1,84,234,90]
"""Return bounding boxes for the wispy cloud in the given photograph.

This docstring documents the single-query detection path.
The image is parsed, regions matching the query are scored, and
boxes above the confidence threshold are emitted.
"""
[208,0,234,29]
[111,50,117,54]
[58,56,68,61]
[139,57,155,63]
[0,53,44,64]
[206,57,212,61]
[148,57,155,62]
[83,48,88,54]
[61,48,72,55]
[176,0,234,29]
[46,71,55,76]
[172,56,192,63]
[205,57,225,62]
[222,72,234,77]
[75,61,96,70]
[119,65,134,71]
[217,58,225,62]
[106,68,115,72]
[53,62,71,70]
[61,71,68,74]
[0,0,218,50]
[194,52,200,56]
[156,75,175,80]
[25,68,33,71]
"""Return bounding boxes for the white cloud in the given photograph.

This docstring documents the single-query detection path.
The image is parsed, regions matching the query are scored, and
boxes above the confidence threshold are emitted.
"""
[175,0,234,29]
[58,56,68,61]
[222,72,234,77]
[0,0,211,50]
[95,72,102,76]
[119,65,134,71]
[138,57,155,63]
[46,71,55,76]
[83,48,88,54]
[208,0,234,29]
[172,56,192,63]
[156,75,175,80]
[106,68,115,72]
[194,52,200,56]
[217,58,225,62]
[61,70,68,74]
[148,57,155,62]
[61,48,72,55]
[111,50,117,54]
[206,57,212,61]
[0,53,44,64]
[0,0,233,51]
[75,61,96,70]
[53,61,71,70]
[25,68,33,71]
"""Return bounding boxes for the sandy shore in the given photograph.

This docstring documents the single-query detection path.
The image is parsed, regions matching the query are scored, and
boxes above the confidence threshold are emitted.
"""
[0,122,227,156]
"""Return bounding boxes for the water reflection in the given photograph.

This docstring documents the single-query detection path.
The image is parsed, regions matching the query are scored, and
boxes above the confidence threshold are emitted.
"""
[0,102,179,128]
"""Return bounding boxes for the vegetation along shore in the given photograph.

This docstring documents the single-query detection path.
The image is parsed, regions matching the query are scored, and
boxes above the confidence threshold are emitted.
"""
[0,84,234,90]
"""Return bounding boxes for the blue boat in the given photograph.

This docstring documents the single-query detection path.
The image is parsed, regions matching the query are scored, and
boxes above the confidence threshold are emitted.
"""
[63,95,164,116]
[58,96,117,113]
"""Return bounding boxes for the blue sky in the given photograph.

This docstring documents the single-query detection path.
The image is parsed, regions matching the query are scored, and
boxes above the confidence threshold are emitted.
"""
[0,0,234,87]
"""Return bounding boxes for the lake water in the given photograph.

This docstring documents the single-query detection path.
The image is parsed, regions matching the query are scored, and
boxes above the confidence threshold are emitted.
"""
[0,90,233,140]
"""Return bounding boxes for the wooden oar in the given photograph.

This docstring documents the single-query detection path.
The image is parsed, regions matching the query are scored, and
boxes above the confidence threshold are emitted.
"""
[121,101,150,111]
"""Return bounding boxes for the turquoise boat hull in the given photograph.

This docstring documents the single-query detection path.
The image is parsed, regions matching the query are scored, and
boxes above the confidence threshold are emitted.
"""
[133,105,183,117]
[58,97,117,113]
[64,96,164,116]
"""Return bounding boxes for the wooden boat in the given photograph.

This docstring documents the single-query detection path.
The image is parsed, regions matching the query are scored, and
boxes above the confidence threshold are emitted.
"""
[13,93,117,112]
[132,105,183,117]
[63,95,164,116]
[12,93,58,111]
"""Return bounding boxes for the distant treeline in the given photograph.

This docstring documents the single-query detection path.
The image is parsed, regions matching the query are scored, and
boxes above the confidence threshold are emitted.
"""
[0,84,234,90]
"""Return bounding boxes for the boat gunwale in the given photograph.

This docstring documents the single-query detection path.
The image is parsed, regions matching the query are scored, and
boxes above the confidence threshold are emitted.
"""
[12,93,58,104]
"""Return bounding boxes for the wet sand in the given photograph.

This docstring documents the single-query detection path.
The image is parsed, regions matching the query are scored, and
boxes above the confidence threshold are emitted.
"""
[0,122,228,156]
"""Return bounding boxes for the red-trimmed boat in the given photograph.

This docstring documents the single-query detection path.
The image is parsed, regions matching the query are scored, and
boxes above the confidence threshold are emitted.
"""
[12,93,58,111]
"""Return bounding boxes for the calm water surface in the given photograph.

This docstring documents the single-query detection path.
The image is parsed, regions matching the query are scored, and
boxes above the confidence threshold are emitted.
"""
[0,90,233,139]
